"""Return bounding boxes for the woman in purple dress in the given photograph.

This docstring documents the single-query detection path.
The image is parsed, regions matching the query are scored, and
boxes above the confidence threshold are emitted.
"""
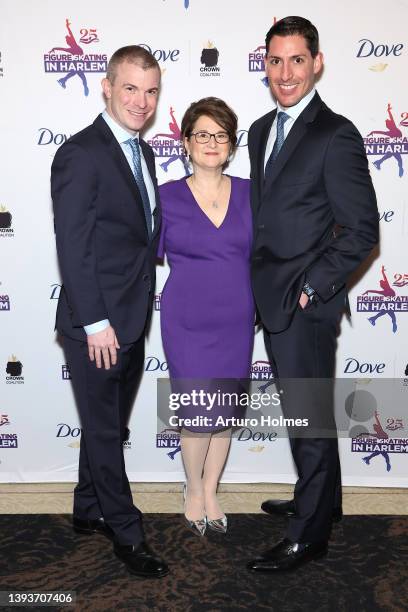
[158,98,254,536]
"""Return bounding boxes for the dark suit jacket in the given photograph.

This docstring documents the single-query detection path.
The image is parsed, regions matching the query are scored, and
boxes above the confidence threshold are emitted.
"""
[51,114,161,344]
[248,93,379,333]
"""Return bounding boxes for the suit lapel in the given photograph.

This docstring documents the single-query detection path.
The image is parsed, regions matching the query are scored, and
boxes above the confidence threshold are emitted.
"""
[263,92,323,190]
[140,139,161,241]
[93,115,153,240]
[263,118,308,188]
[259,112,275,183]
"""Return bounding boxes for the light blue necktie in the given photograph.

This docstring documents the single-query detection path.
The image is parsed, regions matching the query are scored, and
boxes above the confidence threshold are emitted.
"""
[126,137,153,238]
[264,111,290,177]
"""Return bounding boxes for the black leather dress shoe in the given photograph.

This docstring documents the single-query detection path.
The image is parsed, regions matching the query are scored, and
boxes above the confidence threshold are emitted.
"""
[114,542,169,578]
[261,499,343,523]
[247,538,328,572]
[72,516,114,540]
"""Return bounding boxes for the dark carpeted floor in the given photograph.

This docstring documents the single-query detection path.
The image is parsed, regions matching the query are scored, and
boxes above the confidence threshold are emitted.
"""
[0,514,407,612]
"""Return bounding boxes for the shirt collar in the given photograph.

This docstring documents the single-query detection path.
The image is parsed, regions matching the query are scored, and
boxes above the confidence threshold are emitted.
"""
[102,110,139,144]
[276,88,316,122]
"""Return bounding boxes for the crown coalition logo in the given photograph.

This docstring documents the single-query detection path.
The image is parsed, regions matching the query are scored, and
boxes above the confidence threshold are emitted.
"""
[352,410,407,472]
[148,107,189,175]
[44,18,107,96]
[0,205,14,238]
[356,265,408,334]
[364,103,408,178]
[200,41,220,77]
[6,356,24,384]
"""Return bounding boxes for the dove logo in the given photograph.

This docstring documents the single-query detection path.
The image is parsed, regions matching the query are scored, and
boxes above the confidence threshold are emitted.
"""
[138,44,180,63]
[357,39,404,58]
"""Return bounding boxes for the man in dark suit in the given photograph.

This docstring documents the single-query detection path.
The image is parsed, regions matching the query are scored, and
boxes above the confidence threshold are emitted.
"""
[247,17,379,571]
[52,46,168,578]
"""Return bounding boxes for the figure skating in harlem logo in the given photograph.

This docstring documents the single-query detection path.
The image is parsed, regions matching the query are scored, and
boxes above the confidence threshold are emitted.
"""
[156,428,181,460]
[364,103,408,177]
[352,410,407,472]
[44,18,107,96]
[356,265,408,334]
[148,107,189,175]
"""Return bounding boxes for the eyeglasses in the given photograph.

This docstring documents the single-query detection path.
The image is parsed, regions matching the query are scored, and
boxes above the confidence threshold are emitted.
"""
[190,131,230,144]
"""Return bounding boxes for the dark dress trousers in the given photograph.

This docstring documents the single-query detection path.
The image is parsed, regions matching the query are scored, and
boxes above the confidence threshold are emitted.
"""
[51,114,161,546]
[249,93,379,542]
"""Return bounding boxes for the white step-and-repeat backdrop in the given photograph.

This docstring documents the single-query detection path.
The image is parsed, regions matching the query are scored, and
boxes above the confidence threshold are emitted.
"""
[1,0,407,487]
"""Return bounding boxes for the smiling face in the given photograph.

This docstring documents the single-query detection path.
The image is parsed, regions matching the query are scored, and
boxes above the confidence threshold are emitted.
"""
[184,115,230,171]
[264,34,322,108]
[102,61,160,134]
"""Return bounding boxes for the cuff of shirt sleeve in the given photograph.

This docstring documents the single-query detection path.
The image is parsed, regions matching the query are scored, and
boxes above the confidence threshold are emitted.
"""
[84,319,110,335]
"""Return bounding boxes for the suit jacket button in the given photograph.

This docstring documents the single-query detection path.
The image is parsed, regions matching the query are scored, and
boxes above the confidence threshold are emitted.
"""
[143,274,149,282]
[258,224,265,230]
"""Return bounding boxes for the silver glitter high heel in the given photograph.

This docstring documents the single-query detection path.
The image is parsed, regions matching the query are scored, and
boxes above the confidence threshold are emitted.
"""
[183,483,207,537]
[207,515,228,533]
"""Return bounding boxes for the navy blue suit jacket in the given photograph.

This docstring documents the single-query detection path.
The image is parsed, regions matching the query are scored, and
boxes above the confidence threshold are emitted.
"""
[249,93,379,333]
[52,114,161,344]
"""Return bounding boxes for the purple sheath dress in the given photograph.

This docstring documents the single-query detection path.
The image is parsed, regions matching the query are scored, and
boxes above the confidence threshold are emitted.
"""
[158,176,254,429]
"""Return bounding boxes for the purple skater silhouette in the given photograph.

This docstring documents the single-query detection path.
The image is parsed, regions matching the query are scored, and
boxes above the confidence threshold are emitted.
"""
[362,265,397,333]
[368,103,403,177]
[150,107,190,174]
[167,445,181,460]
[49,19,89,97]
[359,411,391,471]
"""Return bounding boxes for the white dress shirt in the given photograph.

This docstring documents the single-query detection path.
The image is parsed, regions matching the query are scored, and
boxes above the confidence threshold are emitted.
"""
[264,88,316,170]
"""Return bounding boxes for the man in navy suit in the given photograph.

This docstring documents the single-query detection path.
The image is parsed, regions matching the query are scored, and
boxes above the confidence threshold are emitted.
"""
[52,46,168,578]
[247,17,379,571]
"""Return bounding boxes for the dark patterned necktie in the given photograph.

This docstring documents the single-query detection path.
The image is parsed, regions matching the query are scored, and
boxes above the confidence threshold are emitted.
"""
[127,137,153,238]
[264,111,290,177]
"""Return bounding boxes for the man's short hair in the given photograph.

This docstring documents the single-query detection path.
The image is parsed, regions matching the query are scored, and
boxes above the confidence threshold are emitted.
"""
[265,16,319,58]
[107,45,160,83]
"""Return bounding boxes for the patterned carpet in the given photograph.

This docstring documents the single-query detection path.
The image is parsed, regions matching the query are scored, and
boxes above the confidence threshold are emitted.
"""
[0,514,407,612]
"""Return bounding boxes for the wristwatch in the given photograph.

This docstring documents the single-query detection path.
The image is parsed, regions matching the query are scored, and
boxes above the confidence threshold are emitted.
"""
[302,282,316,302]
